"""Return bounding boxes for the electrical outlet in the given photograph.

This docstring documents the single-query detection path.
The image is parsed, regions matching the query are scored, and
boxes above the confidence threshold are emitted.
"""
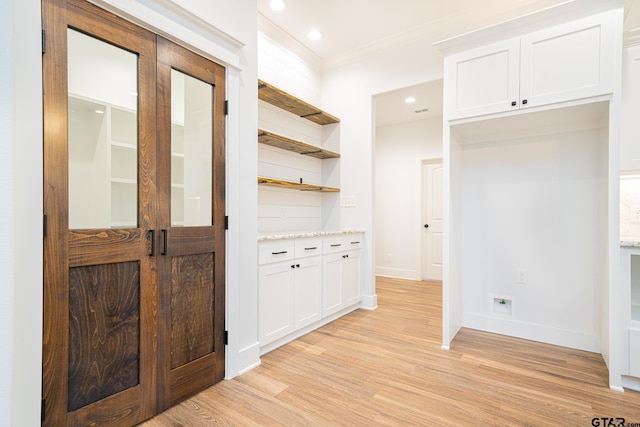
[632,206,640,223]
[340,197,356,208]
[517,269,528,284]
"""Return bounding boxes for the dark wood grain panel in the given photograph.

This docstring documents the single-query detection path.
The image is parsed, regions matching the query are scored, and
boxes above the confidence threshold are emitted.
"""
[68,262,140,411]
[167,227,215,256]
[258,129,340,159]
[67,386,141,427]
[69,229,143,267]
[169,354,217,404]
[170,253,215,369]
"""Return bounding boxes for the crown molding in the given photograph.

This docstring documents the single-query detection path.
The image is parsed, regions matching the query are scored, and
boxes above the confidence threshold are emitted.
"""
[88,0,246,70]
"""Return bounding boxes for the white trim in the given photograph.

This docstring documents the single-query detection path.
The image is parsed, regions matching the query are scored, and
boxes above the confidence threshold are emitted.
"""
[88,0,245,70]
[435,0,624,55]
[360,293,378,311]
[462,313,601,353]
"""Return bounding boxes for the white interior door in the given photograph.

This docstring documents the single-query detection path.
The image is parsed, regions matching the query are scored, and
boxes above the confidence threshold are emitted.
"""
[422,160,443,281]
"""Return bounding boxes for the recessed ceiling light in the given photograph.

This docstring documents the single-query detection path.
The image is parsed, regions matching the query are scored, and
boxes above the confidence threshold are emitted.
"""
[405,97,416,104]
[270,0,287,11]
[308,29,322,40]
[95,109,105,114]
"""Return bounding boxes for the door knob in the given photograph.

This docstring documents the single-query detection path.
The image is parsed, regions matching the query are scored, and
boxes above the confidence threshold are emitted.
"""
[424,224,429,229]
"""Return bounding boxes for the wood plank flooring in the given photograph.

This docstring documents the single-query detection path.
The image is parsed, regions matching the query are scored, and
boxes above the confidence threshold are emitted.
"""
[141,276,640,426]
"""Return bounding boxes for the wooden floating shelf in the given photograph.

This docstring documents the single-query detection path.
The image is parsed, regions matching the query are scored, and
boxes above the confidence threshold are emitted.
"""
[258,129,340,159]
[258,177,340,192]
[258,80,340,126]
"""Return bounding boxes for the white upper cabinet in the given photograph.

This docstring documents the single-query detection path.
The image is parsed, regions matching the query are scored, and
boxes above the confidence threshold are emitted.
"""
[446,39,520,119]
[445,10,616,120]
[622,44,640,172]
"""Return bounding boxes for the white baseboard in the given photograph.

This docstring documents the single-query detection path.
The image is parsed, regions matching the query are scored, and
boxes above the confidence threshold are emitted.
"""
[259,304,361,356]
[462,312,600,353]
[226,341,261,379]
[361,293,378,310]
[375,267,418,280]
[622,376,640,393]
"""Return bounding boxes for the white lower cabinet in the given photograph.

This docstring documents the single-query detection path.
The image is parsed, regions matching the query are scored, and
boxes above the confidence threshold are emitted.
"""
[322,240,363,317]
[258,260,295,345]
[258,233,363,350]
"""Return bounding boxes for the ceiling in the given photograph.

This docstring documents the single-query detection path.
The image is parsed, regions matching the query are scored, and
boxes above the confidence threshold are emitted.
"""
[257,0,640,126]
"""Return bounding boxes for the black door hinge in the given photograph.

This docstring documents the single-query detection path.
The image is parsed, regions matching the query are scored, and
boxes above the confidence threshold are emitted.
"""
[224,330,228,345]
[224,215,229,230]
[41,397,45,423]
[43,214,47,237]
[42,30,46,54]
[224,100,229,115]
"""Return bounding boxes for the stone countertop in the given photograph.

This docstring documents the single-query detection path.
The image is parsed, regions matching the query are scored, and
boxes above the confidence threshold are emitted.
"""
[621,241,640,248]
[258,230,365,241]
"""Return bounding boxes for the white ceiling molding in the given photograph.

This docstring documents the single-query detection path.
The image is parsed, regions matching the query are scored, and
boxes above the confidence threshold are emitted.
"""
[435,0,624,56]
[258,13,323,71]
[87,0,246,70]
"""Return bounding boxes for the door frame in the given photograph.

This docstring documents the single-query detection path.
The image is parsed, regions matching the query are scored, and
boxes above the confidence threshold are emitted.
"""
[419,156,443,281]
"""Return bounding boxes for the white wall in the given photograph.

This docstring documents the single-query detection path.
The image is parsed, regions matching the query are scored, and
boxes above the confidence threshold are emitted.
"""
[322,38,446,310]
[374,118,443,279]
[1,0,43,425]
[2,0,259,424]
[458,127,608,352]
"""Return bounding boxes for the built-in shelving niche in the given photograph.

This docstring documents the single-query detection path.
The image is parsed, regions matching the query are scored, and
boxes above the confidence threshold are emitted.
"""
[257,80,341,232]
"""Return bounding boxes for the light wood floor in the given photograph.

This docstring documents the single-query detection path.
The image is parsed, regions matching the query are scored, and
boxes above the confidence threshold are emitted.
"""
[142,276,640,426]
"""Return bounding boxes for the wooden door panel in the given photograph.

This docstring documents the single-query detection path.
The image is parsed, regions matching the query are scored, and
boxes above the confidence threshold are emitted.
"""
[167,227,216,256]
[68,261,141,411]
[156,36,226,409]
[170,253,215,368]
[68,229,145,267]
[43,0,157,424]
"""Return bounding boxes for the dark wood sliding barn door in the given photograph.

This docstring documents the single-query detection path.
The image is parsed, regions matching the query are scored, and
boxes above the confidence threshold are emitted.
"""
[42,0,225,425]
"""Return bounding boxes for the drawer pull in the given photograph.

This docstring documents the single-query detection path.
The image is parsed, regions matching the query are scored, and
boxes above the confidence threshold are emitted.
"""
[271,250,288,255]
[350,241,360,245]
[304,247,318,250]
[330,244,342,247]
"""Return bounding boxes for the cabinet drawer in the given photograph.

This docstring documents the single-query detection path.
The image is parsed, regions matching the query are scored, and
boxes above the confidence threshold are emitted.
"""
[344,235,363,251]
[295,238,322,258]
[258,241,295,265]
[323,236,346,253]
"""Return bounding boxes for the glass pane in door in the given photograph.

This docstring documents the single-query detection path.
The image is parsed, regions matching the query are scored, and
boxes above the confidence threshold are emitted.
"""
[67,29,138,229]
[171,69,213,227]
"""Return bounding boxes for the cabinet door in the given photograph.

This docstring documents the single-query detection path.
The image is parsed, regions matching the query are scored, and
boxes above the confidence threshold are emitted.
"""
[520,12,615,108]
[446,39,520,120]
[323,252,344,316]
[631,329,640,377]
[294,256,323,329]
[259,262,295,345]
[342,250,363,307]
[622,45,640,172]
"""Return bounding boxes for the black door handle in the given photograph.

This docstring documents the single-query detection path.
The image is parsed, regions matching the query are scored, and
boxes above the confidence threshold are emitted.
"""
[424,224,429,229]
[147,230,155,257]
[161,229,167,255]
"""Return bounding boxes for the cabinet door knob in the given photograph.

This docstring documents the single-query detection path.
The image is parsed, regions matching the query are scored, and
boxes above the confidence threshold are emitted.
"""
[522,99,528,105]
[511,101,517,106]
[424,224,429,229]
[291,265,295,269]
[296,264,300,268]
